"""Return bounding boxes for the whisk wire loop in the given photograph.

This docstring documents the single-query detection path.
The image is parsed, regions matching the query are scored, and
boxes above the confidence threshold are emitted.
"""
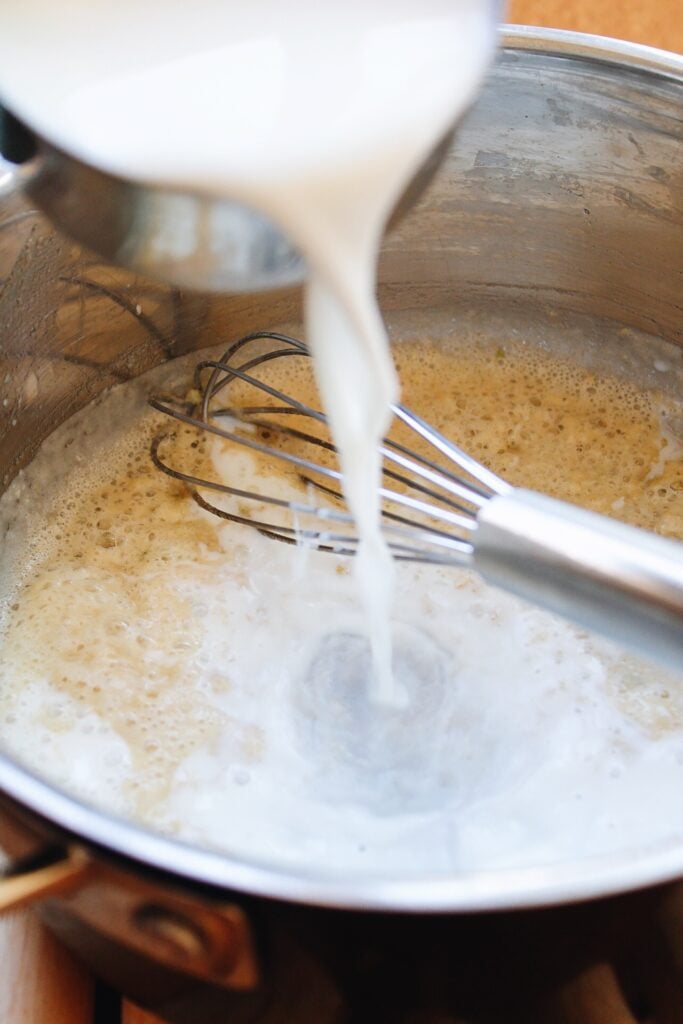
[148,331,515,567]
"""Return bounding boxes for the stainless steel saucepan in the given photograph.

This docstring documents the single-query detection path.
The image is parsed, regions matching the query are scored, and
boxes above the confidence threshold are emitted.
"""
[0,29,682,1023]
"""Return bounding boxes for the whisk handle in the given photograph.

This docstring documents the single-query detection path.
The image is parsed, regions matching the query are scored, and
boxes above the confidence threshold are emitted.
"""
[474,489,683,670]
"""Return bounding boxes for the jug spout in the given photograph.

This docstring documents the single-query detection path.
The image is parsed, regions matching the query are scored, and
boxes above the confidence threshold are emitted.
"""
[0,103,470,294]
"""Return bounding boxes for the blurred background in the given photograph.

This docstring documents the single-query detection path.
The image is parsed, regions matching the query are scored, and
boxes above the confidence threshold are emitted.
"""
[510,0,682,53]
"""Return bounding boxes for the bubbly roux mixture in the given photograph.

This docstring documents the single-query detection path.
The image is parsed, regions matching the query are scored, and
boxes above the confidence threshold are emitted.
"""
[0,330,681,875]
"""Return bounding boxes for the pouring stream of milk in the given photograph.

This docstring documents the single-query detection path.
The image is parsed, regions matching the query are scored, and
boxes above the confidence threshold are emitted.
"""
[0,0,494,703]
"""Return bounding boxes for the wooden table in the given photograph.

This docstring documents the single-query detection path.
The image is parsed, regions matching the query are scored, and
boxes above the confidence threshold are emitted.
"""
[508,0,683,54]
[1,3,680,1023]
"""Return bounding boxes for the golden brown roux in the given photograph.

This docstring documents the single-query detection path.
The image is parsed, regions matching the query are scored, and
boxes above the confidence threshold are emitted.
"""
[1,335,681,818]
[393,340,682,536]
[0,423,263,818]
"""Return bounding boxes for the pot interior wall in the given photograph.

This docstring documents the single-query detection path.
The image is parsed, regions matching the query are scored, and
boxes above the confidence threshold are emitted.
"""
[0,46,681,489]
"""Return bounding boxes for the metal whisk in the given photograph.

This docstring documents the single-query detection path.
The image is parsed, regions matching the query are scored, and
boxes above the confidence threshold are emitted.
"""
[150,331,683,672]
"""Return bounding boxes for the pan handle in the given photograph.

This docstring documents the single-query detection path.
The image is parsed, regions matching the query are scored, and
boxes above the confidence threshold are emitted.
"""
[0,846,90,912]
[0,840,261,991]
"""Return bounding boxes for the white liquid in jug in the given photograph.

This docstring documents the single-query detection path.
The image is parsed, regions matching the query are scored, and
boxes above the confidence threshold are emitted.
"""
[0,0,495,699]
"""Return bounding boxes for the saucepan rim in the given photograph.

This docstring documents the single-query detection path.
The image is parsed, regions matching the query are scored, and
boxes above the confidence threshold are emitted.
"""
[0,26,682,913]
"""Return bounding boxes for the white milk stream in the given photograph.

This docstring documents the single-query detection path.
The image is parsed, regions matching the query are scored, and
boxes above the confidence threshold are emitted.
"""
[0,0,495,701]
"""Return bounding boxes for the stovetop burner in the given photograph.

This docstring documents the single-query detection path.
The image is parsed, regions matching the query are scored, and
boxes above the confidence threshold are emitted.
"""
[245,882,683,1024]
[32,880,683,1024]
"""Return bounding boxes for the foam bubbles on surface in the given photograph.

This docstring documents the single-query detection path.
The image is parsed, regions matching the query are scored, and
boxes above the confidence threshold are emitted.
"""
[0,323,681,877]
[293,625,450,813]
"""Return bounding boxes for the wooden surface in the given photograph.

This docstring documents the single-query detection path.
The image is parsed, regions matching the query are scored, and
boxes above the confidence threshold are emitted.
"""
[508,0,683,54]
[122,1005,165,1024]
[0,910,93,1023]
[0,2,680,1023]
